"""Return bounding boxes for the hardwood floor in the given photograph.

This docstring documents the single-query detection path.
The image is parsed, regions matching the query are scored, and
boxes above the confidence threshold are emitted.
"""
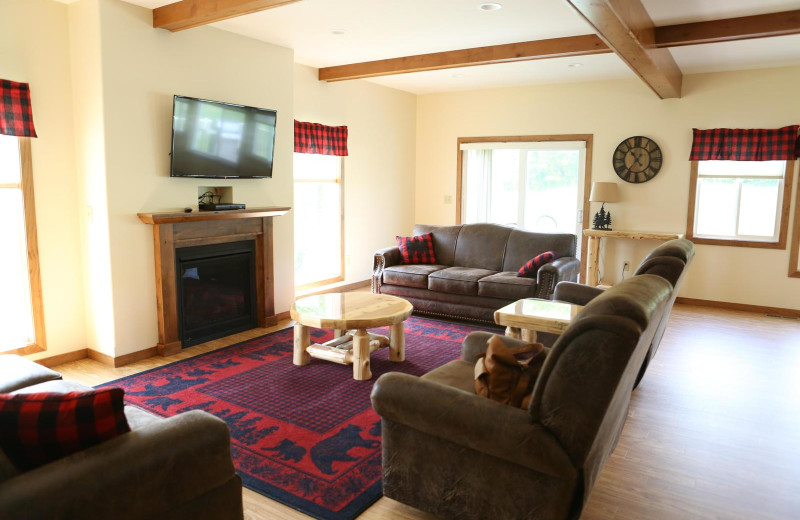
[54,304,800,519]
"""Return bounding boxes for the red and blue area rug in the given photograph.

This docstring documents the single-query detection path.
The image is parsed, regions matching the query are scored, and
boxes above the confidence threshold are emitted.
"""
[99,316,498,520]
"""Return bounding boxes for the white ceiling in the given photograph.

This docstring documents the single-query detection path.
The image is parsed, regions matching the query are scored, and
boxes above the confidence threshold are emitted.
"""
[101,0,800,94]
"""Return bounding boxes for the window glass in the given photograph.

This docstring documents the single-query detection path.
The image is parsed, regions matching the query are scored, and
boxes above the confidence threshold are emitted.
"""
[294,153,343,287]
[0,135,35,350]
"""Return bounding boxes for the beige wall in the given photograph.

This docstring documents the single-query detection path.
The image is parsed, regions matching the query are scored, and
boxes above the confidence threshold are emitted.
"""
[293,64,417,283]
[93,0,295,356]
[415,67,800,310]
[0,0,88,359]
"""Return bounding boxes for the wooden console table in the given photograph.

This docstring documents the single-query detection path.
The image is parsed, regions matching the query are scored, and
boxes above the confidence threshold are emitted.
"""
[138,207,290,356]
[583,229,684,286]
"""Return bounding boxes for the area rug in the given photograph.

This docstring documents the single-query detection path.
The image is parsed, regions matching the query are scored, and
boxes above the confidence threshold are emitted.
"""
[99,316,499,520]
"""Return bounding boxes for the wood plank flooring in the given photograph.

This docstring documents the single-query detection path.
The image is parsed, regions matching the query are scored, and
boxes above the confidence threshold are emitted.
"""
[54,304,800,519]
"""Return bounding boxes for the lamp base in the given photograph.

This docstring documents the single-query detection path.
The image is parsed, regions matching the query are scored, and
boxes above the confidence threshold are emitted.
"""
[591,204,613,231]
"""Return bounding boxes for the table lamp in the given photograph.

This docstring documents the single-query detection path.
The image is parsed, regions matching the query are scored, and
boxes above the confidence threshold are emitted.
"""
[589,182,619,230]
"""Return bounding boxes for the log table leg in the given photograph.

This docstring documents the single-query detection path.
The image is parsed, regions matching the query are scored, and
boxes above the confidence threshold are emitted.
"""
[353,329,372,380]
[334,329,346,338]
[521,329,538,343]
[293,323,310,365]
[389,322,406,362]
[506,326,522,339]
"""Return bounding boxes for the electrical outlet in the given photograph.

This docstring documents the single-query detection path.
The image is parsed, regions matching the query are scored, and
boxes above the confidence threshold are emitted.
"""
[444,195,453,204]
[623,261,630,272]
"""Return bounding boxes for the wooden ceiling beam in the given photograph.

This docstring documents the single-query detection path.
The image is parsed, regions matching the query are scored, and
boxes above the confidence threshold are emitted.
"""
[153,0,301,32]
[563,0,682,99]
[655,9,800,48]
[318,35,611,82]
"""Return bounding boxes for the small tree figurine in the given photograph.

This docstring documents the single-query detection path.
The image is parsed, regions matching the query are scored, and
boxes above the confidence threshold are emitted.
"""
[604,211,612,230]
[592,206,607,230]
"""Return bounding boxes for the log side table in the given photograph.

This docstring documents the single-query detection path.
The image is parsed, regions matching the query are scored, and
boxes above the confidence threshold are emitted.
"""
[494,298,583,343]
[290,292,413,380]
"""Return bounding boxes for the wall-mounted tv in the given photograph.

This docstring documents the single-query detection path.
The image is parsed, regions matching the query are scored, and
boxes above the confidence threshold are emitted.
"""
[170,95,276,179]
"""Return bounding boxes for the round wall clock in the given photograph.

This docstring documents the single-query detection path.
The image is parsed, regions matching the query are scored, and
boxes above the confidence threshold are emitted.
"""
[612,136,663,183]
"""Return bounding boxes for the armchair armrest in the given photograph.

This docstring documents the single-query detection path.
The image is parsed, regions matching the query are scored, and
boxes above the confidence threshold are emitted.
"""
[536,257,581,299]
[373,246,402,293]
[371,372,575,480]
[553,281,606,306]
[0,410,240,520]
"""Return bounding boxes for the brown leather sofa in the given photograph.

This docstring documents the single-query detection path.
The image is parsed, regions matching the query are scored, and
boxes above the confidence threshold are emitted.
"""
[371,275,672,520]
[554,238,695,387]
[0,355,243,520]
[373,223,580,323]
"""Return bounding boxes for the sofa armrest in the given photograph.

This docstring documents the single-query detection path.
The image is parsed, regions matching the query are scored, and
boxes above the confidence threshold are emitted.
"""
[0,410,240,520]
[373,246,402,293]
[553,281,606,306]
[460,331,535,362]
[371,372,575,479]
[536,257,581,299]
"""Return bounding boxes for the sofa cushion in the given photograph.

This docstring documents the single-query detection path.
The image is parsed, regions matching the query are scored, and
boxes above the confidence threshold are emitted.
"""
[453,224,512,271]
[502,229,576,272]
[517,251,558,278]
[414,224,461,266]
[397,233,437,264]
[478,272,538,299]
[12,379,91,394]
[383,264,448,289]
[428,267,496,296]
[0,355,62,393]
[124,405,162,431]
[0,449,18,483]
[0,389,130,471]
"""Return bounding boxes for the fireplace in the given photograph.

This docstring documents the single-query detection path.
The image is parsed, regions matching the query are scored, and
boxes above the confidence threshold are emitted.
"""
[138,207,290,357]
[176,241,257,347]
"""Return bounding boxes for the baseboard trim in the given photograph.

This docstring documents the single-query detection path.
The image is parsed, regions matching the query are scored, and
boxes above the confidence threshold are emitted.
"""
[34,348,89,368]
[296,280,370,298]
[115,347,159,367]
[676,297,800,318]
[87,348,115,366]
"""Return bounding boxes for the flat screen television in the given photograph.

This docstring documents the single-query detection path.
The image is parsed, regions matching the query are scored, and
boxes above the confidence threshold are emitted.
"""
[170,95,277,178]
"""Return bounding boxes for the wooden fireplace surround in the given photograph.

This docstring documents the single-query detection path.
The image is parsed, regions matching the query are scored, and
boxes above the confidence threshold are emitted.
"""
[138,207,290,356]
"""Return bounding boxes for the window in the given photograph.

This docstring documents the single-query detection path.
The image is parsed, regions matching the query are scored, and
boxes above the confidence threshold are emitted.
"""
[294,153,344,289]
[0,135,45,354]
[458,139,588,240]
[687,160,794,248]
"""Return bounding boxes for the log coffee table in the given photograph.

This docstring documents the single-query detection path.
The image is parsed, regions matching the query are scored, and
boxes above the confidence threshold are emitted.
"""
[494,298,583,343]
[290,292,413,380]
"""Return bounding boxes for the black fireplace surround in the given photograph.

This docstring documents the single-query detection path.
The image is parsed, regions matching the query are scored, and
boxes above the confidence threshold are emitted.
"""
[175,241,257,347]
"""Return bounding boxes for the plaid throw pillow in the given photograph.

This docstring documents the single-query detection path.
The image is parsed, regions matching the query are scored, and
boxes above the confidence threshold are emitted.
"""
[0,389,130,472]
[396,233,437,264]
[517,251,558,278]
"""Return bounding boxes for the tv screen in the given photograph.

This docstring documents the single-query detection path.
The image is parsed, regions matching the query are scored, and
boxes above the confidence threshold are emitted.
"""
[170,95,276,178]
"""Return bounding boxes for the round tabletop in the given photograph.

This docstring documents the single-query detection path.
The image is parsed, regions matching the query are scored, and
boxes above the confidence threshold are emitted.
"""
[290,292,413,330]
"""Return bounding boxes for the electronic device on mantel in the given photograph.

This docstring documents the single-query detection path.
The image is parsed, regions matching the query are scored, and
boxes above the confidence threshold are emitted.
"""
[198,191,245,211]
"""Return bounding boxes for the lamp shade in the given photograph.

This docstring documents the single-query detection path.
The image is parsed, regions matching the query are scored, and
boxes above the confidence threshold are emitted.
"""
[589,182,619,203]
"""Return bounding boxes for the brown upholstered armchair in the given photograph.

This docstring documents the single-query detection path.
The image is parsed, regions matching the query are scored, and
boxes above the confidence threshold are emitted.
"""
[554,238,695,387]
[371,275,672,520]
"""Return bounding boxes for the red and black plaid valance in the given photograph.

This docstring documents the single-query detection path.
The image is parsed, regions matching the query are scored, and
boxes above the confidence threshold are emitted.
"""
[294,120,348,156]
[689,125,799,161]
[0,79,37,138]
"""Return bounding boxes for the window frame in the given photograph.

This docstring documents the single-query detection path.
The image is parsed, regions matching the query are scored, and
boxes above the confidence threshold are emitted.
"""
[456,134,594,282]
[293,154,345,291]
[1,137,46,355]
[789,165,800,277]
[686,160,794,249]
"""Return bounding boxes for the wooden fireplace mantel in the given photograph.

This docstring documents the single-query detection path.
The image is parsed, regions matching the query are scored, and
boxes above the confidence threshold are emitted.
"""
[138,206,291,356]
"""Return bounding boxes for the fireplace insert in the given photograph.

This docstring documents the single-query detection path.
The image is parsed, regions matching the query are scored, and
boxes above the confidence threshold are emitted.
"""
[175,241,257,347]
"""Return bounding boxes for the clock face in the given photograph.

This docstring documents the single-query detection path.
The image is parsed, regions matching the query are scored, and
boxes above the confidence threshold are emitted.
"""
[613,136,662,183]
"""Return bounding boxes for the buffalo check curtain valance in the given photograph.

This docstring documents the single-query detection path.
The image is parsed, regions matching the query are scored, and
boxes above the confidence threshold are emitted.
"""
[689,125,800,161]
[294,120,348,156]
[0,79,37,138]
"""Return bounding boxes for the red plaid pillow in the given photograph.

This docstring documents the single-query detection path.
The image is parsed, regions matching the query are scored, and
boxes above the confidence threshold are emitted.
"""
[0,389,130,471]
[396,233,437,264]
[517,251,558,278]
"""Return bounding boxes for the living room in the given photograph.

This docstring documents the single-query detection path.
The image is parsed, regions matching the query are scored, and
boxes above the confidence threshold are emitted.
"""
[1,0,799,519]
